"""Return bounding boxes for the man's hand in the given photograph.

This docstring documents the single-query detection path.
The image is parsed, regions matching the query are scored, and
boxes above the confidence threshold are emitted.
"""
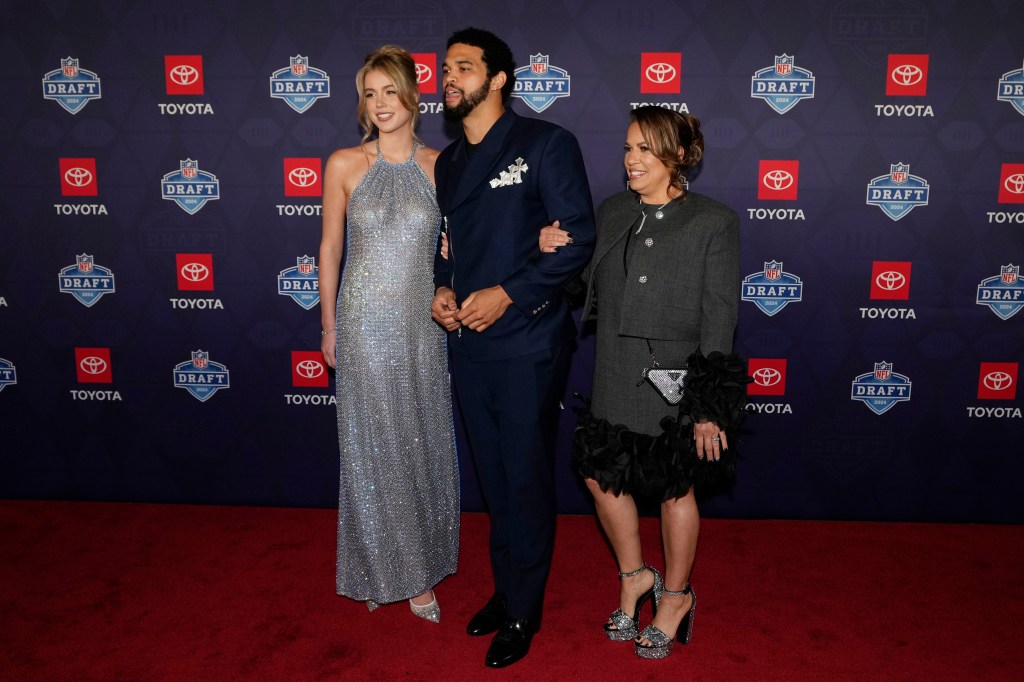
[431,287,461,331]
[456,285,513,332]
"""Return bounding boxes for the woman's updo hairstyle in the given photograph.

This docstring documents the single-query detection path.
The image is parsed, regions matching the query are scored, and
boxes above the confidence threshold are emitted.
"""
[630,105,704,201]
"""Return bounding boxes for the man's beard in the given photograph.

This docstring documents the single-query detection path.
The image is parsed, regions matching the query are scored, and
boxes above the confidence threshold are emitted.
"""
[443,77,492,121]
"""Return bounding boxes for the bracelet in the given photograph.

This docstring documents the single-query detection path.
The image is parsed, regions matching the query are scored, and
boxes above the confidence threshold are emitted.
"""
[321,328,336,336]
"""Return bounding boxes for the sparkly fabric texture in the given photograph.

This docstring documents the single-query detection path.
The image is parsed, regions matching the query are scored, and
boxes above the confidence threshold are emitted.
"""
[335,141,458,604]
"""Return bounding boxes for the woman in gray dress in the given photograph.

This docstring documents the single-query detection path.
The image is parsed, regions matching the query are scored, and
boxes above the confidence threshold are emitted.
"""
[318,45,458,623]
[541,106,746,658]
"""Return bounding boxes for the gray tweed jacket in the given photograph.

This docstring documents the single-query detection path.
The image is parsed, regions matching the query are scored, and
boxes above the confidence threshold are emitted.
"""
[580,190,740,355]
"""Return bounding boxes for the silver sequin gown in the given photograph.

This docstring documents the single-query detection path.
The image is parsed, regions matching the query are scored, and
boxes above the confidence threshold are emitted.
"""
[335,141,459,603]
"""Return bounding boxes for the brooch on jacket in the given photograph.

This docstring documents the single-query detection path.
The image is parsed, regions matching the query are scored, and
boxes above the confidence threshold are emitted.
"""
[490,157,529,188]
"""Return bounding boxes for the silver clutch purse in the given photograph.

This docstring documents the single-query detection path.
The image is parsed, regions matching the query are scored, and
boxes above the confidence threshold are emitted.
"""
[645,367,688,405]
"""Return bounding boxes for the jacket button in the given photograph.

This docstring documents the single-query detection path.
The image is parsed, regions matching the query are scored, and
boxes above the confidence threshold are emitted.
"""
[639,275,648,284]
[645,237,653,247]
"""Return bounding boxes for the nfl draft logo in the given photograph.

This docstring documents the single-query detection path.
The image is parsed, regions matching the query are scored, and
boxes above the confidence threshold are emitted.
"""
[976,264,1024,320]
[751,55,815,114]
[42,57,101,114]
[512,54,571,113]
[866,163,929,220]
[270,55,331,113]
[278,256,320,310]
[0,358,16,393]
[741,260,803,316]
[997,60,1024,116]
[162,159,220,215]
[173,350,230,402]
[851,361,912,415]
[58,254,116,307]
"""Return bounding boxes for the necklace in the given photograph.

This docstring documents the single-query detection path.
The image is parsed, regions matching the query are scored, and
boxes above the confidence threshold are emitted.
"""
[635,196,672,234]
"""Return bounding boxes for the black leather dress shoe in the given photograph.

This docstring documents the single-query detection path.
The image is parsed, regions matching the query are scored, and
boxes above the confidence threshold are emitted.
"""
[484,618,536,668]
[466,592,507,636]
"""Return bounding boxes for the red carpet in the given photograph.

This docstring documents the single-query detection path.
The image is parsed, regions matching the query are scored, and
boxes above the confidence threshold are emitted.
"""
[1,501,1022,681]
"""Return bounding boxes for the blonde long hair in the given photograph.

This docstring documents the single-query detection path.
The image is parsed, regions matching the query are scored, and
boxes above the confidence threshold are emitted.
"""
[355,45,420,143]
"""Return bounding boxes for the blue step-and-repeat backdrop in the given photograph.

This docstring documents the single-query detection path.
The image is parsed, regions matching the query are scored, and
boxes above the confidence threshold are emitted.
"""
[1,0,1022,522]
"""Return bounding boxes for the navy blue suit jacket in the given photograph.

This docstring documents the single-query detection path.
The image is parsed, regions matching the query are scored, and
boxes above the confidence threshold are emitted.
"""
[434,109,596,361]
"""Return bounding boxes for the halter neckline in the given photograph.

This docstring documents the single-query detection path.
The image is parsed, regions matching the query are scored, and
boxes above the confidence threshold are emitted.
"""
[375,139,422,163]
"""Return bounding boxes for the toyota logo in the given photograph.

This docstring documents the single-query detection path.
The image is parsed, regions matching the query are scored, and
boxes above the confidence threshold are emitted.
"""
[891,64,923,86]
[65,167,93,187]
[296,360,324,379]
[752,367,781,387]
[645,62,676,84]
[80,356,107,374]
[181,262,210,282]
[288,167,318,187]
[415,63,432,84]
[983,371,1013,391]
[875,271,906,290]
[169,64,199,86]
[1004,173,1024,194]
[762,170,793,191]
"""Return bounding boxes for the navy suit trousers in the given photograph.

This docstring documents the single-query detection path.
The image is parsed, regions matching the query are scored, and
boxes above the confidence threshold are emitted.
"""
[450,343,570,622]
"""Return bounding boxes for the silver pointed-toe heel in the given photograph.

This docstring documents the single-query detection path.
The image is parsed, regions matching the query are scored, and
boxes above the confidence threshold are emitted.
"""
[605,563,664,641]
[409,591,440,623]
[634,583,695,659]
[365,600,380,612]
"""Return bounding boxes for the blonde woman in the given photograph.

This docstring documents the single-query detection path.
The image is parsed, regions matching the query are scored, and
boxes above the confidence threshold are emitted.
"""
[318,45,457,622]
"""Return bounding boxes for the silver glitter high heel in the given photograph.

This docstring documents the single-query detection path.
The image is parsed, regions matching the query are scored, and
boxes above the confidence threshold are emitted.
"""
[634,583,695,659]
[409,590,440,623]
[365,600,380,612]
[605,563,663,641]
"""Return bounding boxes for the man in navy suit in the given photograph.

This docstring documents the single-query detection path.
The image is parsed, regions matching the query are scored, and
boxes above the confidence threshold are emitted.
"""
[431,27,596,668]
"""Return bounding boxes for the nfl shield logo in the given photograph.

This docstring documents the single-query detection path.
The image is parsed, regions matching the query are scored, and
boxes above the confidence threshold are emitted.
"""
[291,55,308,76]
[764,261,782,280]
[1003,265,1019,284]
[298,255,315,275]
[890,163,909,184]
[531,54,549,75]
[874,362,892,381]
[775,55,794,76]
[182,159,198,179]
[62,57,79,77]
[192,350,208,369]
[77,254,94,272]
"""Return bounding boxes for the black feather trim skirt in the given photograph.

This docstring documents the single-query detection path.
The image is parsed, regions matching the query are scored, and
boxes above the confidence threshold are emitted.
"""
[573,350,750,502]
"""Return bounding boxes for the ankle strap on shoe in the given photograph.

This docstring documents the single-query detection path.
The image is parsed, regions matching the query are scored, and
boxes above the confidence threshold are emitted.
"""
[617,562,650,578]
[662,583,692,597]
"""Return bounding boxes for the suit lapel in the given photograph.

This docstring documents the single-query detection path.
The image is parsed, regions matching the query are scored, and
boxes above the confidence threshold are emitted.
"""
[448,109,519,212]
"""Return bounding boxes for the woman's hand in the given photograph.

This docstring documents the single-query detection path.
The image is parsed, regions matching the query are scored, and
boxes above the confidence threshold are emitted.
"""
[321,330,337,369]
[539,220,572,253]
[694,419,727,461]
[440,232,448,260]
